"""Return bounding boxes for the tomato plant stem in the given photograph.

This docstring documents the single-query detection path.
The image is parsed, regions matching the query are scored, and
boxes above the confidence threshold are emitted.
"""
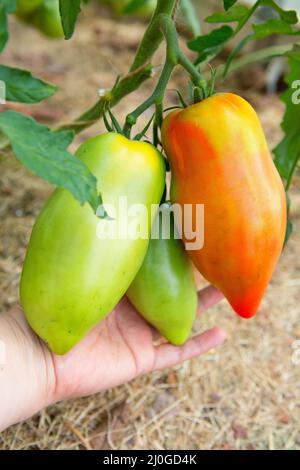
[59,64,154,133]
[130,0,177,72]
[124,14,204,137]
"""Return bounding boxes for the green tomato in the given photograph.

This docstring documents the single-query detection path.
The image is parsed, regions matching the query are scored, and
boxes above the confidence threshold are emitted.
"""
[20,133,165,354]
[16,0,43,17]
[31,0,64,38]
[127,203,198,345]
[111,0,156,20]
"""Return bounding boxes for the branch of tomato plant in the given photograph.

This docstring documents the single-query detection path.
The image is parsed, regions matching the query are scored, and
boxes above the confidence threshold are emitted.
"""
[53,38,300,135]
[59,1,294,137]
[130,0,178,72]
[59,0,178,134]
[123,13,205,138]
[59,64,154,133]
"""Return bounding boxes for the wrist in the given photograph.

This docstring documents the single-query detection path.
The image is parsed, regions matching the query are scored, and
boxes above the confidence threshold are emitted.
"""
[0,306,56,431]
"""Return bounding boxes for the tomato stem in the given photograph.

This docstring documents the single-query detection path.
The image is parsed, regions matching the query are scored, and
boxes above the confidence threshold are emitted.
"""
[130,0,178,72]
[123,14,206,138]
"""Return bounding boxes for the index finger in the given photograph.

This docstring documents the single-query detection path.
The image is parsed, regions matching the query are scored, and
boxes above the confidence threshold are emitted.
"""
[197,285,224,315]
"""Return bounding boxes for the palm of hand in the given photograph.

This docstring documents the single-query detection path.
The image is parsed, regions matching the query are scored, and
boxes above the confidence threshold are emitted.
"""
[52,286,225,401]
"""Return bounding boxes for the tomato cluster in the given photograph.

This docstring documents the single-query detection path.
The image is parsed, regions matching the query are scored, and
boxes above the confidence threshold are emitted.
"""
[20,90,286,354]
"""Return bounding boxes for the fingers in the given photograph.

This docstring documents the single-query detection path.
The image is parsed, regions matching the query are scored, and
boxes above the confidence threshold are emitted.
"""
[197,285,224,315]
[151,327,163,341]
[151,327,226,371]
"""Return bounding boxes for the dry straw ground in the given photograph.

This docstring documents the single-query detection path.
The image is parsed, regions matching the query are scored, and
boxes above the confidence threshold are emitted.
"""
[0,3,300,450]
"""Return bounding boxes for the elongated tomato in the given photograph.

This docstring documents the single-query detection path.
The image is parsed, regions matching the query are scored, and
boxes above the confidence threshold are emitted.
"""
[20,133,165,354]
[161,93,286,318]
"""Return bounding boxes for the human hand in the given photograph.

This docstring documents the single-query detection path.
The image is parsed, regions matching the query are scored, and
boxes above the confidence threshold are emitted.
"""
[53,286,226,401]
[0,285,226,431]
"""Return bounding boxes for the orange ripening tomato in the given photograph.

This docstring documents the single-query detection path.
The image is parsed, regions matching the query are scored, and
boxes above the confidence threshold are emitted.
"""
[161,93,287,319]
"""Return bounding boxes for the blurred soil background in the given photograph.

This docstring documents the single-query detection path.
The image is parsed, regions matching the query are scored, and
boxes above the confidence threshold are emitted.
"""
[0,1,300,450]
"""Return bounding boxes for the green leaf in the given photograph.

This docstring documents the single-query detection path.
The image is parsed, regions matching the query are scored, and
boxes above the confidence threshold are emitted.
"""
[188,25,233,64]
[284,219,293,246]
[0,111,99,211]
[0,130,9,150]
[59,0,81,40]
[0,1,17,52]
[283,192,293,245]
[274,45,300,189]
[223,0,237,10]
[205,5,249,25]
[260,0,298,24]
[220,3,299,78]
[188,25,233,52]
[3,0,17,14]
[253,19,300,39]
[0,4,8,52]
[0,65,57,103]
